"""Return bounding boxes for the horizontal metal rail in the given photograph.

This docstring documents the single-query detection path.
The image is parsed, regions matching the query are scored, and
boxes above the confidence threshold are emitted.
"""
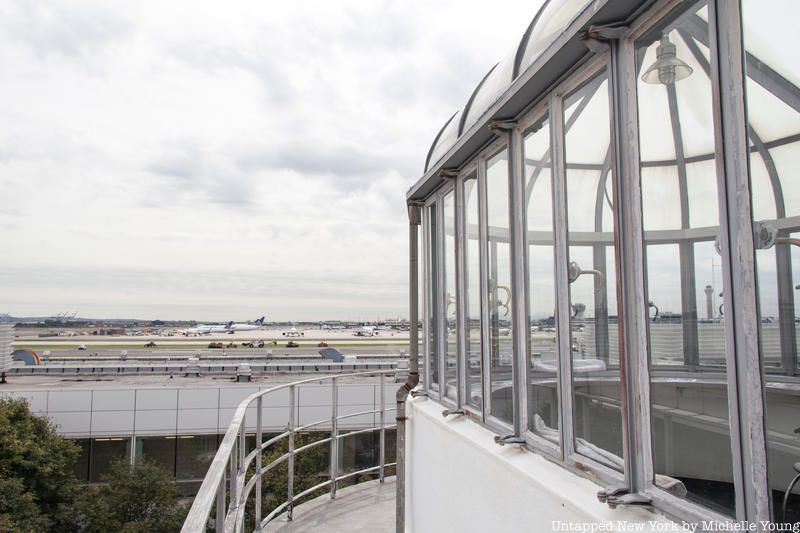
[181,370,398,533]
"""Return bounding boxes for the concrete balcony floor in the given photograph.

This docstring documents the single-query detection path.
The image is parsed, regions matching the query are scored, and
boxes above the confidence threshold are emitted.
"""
[271,477,395,532]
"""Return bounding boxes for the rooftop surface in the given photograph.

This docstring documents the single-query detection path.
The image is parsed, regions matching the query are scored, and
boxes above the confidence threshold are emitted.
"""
[271,478,395,533]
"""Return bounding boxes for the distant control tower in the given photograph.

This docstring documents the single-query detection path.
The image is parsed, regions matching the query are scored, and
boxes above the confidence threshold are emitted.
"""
[704,285,714,320]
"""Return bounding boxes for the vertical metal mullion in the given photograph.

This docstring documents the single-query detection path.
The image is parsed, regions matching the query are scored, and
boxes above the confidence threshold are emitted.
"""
[437,190,448,402]
[509,125,529,437]
[610,36,653,495]
[550,93,574,460]
[709,0,769,522]
[455,176,467,407]
[478,157,492,422]
[422,207,431,392]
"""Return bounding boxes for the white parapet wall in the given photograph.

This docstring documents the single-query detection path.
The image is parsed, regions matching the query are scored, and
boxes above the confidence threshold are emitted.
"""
[404,396,677,533]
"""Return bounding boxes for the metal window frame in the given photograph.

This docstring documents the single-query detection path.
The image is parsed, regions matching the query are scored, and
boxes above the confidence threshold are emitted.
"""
[517,99,564,459]
[438,182,458,409]
[458,159,483,418]
[422,196,440,398]
[481,138,517,434]
[614,0,770,524]
[708,0,770,522]
[553,55,632,486]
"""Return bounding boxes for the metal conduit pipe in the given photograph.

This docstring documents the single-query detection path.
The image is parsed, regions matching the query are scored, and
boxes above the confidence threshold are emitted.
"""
[396,204,421,533]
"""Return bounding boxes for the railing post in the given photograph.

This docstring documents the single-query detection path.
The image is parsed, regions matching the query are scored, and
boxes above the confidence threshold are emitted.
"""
[330,377,338,499]
[287,385,296,521]
[255,396,263,531]
[379,375,386,483]
[216,469,225,533]
[239,416,246,474]
[229,439,237,510]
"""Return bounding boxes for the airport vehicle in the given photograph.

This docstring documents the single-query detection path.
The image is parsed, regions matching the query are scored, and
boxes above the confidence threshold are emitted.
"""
[242,340,265,348]
[207,342,223,349]
[77,344,86,350]
[286,341,299,348]
[317,341,329,347]
[144,341,157,348]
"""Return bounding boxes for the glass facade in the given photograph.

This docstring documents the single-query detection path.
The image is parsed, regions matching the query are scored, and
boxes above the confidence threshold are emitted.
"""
[414,0,800,524]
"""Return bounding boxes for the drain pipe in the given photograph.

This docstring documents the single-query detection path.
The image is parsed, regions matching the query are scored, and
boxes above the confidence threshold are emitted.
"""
[396,203,421,533]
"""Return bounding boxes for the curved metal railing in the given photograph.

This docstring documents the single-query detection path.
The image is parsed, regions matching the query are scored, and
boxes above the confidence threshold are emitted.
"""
[181,370,397,533]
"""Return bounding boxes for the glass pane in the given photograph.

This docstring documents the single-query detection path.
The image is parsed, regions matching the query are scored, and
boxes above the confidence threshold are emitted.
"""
[70,438,91,482]
[564,70,624,470]
[636,2,735,515]
[426,204,439,392]
[443,189,458,402]
[524,117,559,440]
[136,435,176,476]
[176,434,218,480]
[464,173,483,409]
[486,148,514,425]
[742,0,800,523]
[90,437,131,482]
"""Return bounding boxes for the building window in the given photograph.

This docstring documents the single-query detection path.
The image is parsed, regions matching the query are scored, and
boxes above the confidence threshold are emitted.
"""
[635,1,737,516]
[563,70,623,470]
[463,172,483,410]
[523,115,560,439]
[741,0,800,522]
[485,148,514,426]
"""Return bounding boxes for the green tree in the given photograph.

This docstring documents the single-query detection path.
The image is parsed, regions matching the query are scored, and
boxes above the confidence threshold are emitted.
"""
[0,397,80,532]
[75,458,188,533]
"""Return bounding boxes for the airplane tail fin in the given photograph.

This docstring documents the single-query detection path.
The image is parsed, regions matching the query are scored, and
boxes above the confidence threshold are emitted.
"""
[256,316,265,325]
[225,321,233,329]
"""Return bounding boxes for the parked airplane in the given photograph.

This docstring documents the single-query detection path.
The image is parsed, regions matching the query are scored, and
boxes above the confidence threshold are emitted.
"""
[181,323,227,336]
[353,325,379,337]
[182,317,265,336]
[282,326,304,337]
[226,317,266,332]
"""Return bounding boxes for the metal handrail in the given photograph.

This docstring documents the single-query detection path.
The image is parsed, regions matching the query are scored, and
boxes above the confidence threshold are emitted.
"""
[181,370,398,533]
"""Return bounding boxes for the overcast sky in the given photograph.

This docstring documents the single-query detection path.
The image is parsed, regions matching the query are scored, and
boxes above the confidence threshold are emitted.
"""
[0,0,542,322]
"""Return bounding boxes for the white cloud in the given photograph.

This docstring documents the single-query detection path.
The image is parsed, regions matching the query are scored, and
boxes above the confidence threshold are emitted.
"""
[0,0,543,320]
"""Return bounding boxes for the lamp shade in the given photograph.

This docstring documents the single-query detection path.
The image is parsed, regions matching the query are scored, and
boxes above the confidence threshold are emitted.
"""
[642,34,693,85]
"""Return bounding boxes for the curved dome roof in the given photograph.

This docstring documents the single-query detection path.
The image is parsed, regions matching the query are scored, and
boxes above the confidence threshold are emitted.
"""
[424,0,595,172]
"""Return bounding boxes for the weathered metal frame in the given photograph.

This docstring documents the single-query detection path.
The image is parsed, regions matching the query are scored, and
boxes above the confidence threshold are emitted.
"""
[436,182,458,408]
[517,97,564,459]
[482,138,518,433]
[422,195,440,398]
[708,0,770,522]
[458,157,483,416]
[404,0,788,527]
[180,371,398,533]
